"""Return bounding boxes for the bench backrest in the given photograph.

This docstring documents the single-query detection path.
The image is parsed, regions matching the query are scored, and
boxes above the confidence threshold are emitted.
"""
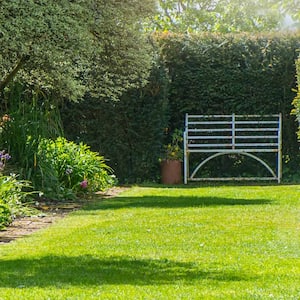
[185,114,281,153]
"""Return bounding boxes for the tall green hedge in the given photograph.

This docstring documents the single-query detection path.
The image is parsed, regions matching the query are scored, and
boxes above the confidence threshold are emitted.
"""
[62,32,300,182]
[157,32,300,180]
[62,64,169,183]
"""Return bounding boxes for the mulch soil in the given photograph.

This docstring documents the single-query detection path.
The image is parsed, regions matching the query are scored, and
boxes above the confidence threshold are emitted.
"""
[0,187,127,245]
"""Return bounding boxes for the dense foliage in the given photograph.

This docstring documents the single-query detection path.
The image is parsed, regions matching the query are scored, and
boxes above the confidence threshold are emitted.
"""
[0,174,33,229]
[157,32,300,179]
[0,85,115,201]
[0,1,157,226]
[37,137,115,199]
[62,63,169,183]
[159,33,298,126]
[151,0,299,33]
[0,0,156,101]
[0,84,63,180]
[63,32,300,182]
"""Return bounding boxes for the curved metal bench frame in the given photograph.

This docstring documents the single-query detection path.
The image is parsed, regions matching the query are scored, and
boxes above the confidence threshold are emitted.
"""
[184,114,282,183]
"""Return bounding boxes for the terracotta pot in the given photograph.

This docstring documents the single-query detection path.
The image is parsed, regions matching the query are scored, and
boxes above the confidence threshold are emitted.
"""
[161,160,182,184]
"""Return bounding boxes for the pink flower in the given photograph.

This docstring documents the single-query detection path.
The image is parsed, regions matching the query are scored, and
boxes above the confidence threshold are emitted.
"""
[80,180,88,189]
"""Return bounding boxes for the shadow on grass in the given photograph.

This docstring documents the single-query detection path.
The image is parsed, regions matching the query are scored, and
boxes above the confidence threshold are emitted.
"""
[85,195,273,210]
[0,255,253,287]
[138,182,283,188]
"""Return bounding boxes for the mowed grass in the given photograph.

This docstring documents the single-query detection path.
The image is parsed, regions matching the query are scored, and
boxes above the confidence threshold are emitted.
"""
[0,184,299,299]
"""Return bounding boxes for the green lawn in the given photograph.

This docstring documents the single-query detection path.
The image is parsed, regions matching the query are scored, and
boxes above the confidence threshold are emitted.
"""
[0,185,299,299]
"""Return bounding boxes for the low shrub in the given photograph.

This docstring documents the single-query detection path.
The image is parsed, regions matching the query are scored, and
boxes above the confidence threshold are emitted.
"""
[0,174,33,229]
[0,149,37,229]
[36,137,116,200]
[0,202,11,229]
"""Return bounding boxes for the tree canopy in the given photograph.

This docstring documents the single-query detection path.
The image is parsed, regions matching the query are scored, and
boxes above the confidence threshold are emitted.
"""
[0,0,156,101]
[151,0,300,33]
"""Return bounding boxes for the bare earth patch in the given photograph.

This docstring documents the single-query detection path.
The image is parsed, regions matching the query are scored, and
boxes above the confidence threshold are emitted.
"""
[0,187,128,245]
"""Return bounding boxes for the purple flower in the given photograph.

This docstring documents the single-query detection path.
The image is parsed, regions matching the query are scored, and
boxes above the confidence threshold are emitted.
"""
[0,150,11,172]
[3,153,11,161]
[80,180,88,189]
[0,150,11,161]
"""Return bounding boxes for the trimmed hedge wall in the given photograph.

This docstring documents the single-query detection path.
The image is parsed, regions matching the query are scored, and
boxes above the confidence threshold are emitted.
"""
[158,32,299,140]
[62,64,169,183]
[157,32,300,180]
[62,32,300,182]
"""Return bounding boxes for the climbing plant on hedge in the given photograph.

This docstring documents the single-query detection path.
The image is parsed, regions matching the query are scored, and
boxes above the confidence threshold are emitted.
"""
[292,55,300,139]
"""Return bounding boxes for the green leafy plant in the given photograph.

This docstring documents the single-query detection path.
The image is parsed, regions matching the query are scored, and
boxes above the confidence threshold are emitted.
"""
[0,174,34,229]
[0,83,63,183]
[0,149,13,228]
[0,202,11,229]
[37,137,116,199]
[162,129,184,161]
[0,129,37,228]
[292,55,300,139]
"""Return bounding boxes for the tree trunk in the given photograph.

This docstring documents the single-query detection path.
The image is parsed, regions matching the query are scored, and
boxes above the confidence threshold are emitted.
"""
[0,55,30,93]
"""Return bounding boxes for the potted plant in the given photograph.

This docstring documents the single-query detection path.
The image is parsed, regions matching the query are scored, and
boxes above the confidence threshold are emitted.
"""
[160,129,183,184]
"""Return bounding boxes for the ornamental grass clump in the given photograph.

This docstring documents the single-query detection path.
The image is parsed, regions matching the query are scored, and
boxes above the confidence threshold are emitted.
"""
[37,137,116,200]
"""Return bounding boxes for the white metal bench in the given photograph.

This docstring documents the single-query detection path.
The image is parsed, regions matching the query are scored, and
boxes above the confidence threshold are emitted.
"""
[183,114,282,183]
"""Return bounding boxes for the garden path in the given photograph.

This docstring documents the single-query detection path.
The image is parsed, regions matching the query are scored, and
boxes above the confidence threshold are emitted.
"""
[0,187,127,245]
